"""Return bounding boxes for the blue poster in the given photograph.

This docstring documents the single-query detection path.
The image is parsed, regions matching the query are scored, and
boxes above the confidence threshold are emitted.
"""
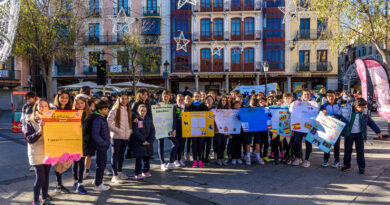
[239,107,271,132]
[305,113,346,153]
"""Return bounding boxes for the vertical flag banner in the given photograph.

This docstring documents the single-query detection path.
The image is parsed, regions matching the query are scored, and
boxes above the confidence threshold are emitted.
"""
[278,110,291,137]
[213,109,241,134]
[305,113,346,153]
[290,101,319,133]
[356,59,390,121]
[182,111,214,137]
[151,104,174,139]
[268,105,289,134]
[239,107,271,132]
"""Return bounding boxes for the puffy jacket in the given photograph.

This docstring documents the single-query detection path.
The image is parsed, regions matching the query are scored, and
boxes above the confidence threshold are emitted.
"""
[132,115,155,158]
[91,113,110,151]
[24,117,45,166]
[107,106,133,140]
[82,112,93,156]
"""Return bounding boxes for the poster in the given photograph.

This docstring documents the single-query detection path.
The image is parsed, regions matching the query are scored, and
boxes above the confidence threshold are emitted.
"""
[182,111,214,137]
[42,110,83,158]
[268,105,289,134]
[152,104,174,139]
[213,109,241,134]
[305,113,346,153]
[239,107,271,132]
[278,110,291,137]
[290,101,319,133]
[233,83,278,95]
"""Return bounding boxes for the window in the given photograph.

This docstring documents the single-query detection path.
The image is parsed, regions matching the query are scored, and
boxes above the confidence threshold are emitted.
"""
[264,17,283,38]
[317,50,328,71]
[201,19,211,40]
[244,48,254,71]
[147,0,157,10]
[362,47,366,56]
[264,42,284,70]
[231,0,241,10]
[213,19,223,40]
[264,0,284,8]
[200,49,211,72]
[201,0,211,11]
[117,51,129,72]
[90,0,99,15]
[231,48,241,71]
[88,23,99,43]
[231,18,241,40]
[244,18,254,40]
[117,23,127,41]
[214,0,223,11]
[300,19,310,39]
[368,47,372,55]
[244,0,254,10]
[299,50,310,71]
[213,49,224,72]
[171,14,191,71]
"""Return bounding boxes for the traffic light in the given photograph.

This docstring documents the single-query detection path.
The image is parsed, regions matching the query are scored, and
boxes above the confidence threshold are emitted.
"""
[97,60,107,85]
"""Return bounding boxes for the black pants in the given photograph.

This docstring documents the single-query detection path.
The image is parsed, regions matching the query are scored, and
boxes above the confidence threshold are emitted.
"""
[343,133,365,168]
[125,136,135,158]
[177,132,185,161]
[294,131,312,160]
[324,136,341,162]
[271,134,280,161]
[231,134,243,159]
[213,137,218,156]
[215,134,227,159]
[135,157,150,175]
[55,171,62,186]
[158,137,179,164]
[202,137,212,160]
[259,131,269,158]
[95,150,107,186]
[191,137,204,161]
[33,164,51,202]
[72,157,85,183]
[111,139,127,176]
[283,136,294,160]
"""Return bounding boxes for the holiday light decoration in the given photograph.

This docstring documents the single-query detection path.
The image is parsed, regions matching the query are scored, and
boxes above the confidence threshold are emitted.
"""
[211,41,223,57]
[177,0,196,10]
[112,7,131,35]
[174,31,190,52]
[0,0,20,63]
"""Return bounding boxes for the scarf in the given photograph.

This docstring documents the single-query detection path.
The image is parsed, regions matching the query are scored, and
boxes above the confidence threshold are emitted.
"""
[192,100,202,107]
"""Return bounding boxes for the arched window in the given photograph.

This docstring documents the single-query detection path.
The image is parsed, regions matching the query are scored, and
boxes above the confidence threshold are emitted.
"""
[213,18,224,40]
[201,19,211,41]
[244,48,254,71]
[244,18,254,40]
[231,48,241,71]
[213,48,224,72]
[200,48,212,72]
[231,18,241,40]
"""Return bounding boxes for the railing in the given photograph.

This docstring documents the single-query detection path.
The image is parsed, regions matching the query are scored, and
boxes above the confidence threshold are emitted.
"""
[296,29,332,40]
[295,62,333,72]
[56,65,75,75]
[142,67,161,75]
[194,31,260,41]
[113,7,131,16]
[143,7,160,16]
[83,35,127,45]
[83,66,97,74]
[263,0,284,8]
[87,8,101,17]
[0,70,21,80]
[195,1,261,12]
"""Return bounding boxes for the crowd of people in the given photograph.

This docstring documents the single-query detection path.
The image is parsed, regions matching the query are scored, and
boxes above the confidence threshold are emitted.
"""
[21,86,383,205]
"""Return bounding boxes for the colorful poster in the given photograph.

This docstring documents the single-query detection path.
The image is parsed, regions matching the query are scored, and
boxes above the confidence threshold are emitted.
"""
[182,111,214,137]
[239,107,271,132]
[356,59,390,121]
[268,105,289,134]
[152,104,174,139]
[213,109,241,134]
[233,83,278,95]
[290,101,319,133]
[42,110,83,159]
[305,112,346,153]
[278,111,291,137]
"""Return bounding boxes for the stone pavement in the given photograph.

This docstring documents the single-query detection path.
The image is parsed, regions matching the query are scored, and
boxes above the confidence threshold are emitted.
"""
[0,114,390,205]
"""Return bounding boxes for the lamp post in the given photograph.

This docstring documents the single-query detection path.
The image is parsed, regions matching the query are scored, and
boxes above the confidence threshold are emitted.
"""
[263,61,269,96]
[163,60,170,89]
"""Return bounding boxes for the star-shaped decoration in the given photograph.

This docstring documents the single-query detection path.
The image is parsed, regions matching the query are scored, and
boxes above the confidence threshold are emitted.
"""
[174,31,190,52]
[112,7,131,35]
[177,0,196,10]
[279,0,302,24]
[211,41,223,57]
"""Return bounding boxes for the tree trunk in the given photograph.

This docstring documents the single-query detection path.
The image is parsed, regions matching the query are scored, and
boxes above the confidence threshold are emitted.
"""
[132,65,136,95]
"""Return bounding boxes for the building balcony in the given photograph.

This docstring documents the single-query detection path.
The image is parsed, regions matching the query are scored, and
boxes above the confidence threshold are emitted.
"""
[141,67,161,75]
[295,62,333,72]
[0,70,20,80]
[263,0,284,8]
[87,8,101,18]
[296,30,332,41]
[83,66,97,75]
[113,7,131,16]
[56,65,75,75]
[194,0,261,12]
[83,35,127,45]
[193,31,261,42]
[143,7,160,16]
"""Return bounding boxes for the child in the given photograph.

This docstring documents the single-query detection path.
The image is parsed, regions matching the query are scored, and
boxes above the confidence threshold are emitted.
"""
[72,96,91,194]
[107,94,133,184]
[230,101,244,165]
[24,99,53,205]
[215,95,230,166]
[258,97,270,163]
[175,94,186,167]
[133,105,156,179]
[281,93,294,164]
[341,98,382,174]
[84,97,97,179]
[245,96,265,165]
[91,101,111,191]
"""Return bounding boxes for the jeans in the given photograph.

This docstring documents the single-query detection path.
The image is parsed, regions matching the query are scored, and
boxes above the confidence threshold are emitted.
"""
[343,133,365,168]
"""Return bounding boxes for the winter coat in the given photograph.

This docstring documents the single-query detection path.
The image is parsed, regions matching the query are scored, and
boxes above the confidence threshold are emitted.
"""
[107,106,133,140]
[185,102,209,112]
[132,101,153,119]
[81,112,93,156]
[24,117,45,166]
[132,115,155,158]
[91,113,110,151]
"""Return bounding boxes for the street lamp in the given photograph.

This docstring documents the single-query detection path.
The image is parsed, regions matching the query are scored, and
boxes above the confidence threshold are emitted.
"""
[263,61,269,96]
[163,60,170,89]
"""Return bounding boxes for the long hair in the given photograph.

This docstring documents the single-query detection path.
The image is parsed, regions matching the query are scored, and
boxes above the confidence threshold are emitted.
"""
[249,96,259,108]
[31,98,50,123]
[111,94,132,129]
[135,89,150,104]
[161,90,173,104]
[53,89,73,110]
[217,95,229,109]
[72,96,91,118]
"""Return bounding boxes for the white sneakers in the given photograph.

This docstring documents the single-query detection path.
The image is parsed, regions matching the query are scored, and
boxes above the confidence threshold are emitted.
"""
[111,176,124,184]
[161,164,168,171]
[94,184,110,192]
[179,160,186,167]
[167,163,179,170]
[118,172,128,180]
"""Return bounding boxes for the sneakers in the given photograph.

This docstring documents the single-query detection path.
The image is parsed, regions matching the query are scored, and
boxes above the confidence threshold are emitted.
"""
[217,159,223,166]
[135,174,144,180]
[55,185,70,194]
[192,160,198,168]
[237,159,243,165]
[174,161,181,167]
[257,158,265,165]
[231,159,237,165]
[198,160,205,168]
[167,163,179,170]
[223,159,229,165]
[246,157,251,165]
[341,166,351,172]
[185,153,191,161]
[270,152,274,158]
[321,160,329,167]
[279,151,284,158]
[29,166,35,172]
[41,200,54,205]
[76,185,87,195]
[262,157,270,163]
[213,153,218,160]
[104,169,112,176]
[111,176,124,184]
[359,168,365,174]
[32,202,41,205]
[292,158,302,166]
[332,161,340,168]
[94,184,110,191]
[302,160,311,168]
[118,172,128,180]
[161,164,168,171]
[73,182,78,190]
[142,172,152,178]
[179,160,186,167]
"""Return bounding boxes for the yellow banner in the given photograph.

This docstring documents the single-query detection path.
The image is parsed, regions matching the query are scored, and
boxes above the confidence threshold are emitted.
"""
[42,110,83,158]
[182,111,214,138]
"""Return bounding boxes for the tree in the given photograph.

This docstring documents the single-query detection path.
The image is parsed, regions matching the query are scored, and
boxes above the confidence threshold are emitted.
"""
[13,0,87,99]
[310,0,390,71]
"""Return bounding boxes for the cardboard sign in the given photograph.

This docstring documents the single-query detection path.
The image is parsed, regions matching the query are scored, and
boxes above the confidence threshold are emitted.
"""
[213,109,241,134]
[182,111,214,137]
[152,104,174,139]
[239,107,271,132]
[290,101,319,133]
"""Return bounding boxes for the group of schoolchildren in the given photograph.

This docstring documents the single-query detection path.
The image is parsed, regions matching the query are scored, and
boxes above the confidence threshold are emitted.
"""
[22,86,383,205]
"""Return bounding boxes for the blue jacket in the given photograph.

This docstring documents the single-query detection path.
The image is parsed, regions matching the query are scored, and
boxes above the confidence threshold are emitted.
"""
[320,103,341,119]
[132,115,156,157]
[91,113,110,151]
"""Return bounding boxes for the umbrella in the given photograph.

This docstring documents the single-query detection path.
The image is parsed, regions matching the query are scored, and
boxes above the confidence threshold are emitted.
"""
[111,81,163,89]
[59,81,124,93]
